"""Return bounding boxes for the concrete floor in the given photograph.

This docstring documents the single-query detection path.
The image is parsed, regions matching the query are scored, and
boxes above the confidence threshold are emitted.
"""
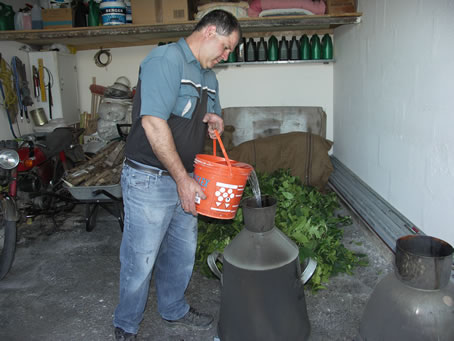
[0,200,394,341]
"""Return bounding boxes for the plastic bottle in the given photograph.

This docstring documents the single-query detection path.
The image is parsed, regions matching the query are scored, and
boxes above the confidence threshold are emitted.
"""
[0,3,15,31]
[14,11,23,31]
[310,34,321,60]
[88,0,100,27]
[31,3,43,29]
[278,36,288,60]
[321,33,333,59]
[289,36,300,60]
[74,0,87,27]
[300,34,311,60]
[267,35,278,61]
[256,37,267,61]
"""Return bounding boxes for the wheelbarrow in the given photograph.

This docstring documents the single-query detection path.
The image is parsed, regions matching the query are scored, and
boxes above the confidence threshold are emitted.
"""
[65,183,123,232]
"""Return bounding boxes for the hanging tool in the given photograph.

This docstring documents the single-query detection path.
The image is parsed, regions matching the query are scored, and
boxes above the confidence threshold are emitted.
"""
[11,57,24,121]
[32,65,40,101]
[0,53,19,137]
[44,66,54,120]
[38,58,46,102]
[11,56,33,123]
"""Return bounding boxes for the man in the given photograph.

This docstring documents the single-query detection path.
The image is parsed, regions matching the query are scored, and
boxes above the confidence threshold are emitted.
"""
[113,10,241,340]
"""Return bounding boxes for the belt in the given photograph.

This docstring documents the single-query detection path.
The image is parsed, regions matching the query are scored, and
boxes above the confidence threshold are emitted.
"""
[125,159,170,176]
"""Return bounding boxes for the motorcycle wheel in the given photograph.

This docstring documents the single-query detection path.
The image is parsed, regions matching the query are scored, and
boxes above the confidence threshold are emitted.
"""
[0,219,16,280]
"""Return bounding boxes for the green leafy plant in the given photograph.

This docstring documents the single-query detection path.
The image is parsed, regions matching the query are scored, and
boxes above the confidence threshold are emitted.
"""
[196,169,368,291]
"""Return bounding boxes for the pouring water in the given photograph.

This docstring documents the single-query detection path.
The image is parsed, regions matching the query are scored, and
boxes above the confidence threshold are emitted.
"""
[248,170,262,207]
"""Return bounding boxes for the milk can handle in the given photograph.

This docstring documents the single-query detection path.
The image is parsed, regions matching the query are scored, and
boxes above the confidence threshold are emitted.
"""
[300,257,317,285]
[213,130,232,176]
[207,251,223,285]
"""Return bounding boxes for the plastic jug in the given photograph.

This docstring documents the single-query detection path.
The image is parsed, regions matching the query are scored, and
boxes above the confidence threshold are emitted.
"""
[31,3,43,29]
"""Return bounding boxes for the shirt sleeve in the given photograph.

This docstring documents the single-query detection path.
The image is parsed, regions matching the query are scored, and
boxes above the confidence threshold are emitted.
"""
[139,49,182,120]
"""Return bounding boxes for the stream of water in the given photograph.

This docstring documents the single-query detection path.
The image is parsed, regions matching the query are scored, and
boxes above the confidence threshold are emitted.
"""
[248,170,262,207]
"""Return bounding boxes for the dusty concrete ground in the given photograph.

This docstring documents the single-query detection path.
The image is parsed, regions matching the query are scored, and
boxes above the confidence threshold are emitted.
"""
[0,200,393,341]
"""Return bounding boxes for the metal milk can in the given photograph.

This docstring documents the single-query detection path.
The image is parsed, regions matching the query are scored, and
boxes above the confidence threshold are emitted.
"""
[208,196,317,341]
[359,235,454,340]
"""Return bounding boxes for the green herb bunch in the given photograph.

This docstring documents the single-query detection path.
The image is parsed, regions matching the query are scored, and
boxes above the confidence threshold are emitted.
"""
[195,169,368,291]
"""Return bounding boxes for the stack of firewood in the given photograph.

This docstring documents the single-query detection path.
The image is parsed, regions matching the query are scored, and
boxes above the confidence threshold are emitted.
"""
[64,140,125,186]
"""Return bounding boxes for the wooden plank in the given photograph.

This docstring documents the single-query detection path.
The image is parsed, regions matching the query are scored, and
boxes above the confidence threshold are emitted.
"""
[0,14,361,50]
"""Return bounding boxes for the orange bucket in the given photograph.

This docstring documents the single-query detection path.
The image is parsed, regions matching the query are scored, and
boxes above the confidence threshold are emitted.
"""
[194,130,253,219]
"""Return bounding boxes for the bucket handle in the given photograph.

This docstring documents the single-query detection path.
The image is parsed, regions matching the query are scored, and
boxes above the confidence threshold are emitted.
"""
[213,129,232,176]
[300,257,317,285]
[207,251,223,285]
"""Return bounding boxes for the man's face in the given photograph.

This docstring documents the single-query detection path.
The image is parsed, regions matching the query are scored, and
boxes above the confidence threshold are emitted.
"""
[200,26,240,69]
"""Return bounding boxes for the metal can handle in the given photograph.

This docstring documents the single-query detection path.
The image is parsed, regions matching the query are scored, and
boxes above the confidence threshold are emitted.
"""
[207,251,223,285]
[300,257,317,285]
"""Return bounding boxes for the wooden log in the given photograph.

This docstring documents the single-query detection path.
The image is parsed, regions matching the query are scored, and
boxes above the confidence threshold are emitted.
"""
[84,168,111,186]
[104,141,125,167]
[67,140,119,175]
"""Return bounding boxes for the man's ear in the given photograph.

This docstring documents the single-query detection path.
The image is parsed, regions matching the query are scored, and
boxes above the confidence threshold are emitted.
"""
[204,25,217,38]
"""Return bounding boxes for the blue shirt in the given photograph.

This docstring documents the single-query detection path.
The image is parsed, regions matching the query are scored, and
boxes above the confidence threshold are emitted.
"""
[139,38,221,120]
[125,38,222,172]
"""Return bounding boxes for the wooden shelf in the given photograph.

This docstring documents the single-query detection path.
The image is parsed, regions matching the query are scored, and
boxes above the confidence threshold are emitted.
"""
[216,59,335,67]
[0,13,361,51]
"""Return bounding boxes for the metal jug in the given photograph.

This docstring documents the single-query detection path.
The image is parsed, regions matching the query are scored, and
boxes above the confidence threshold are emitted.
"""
[208,196,317,341]
[359,235,454,340]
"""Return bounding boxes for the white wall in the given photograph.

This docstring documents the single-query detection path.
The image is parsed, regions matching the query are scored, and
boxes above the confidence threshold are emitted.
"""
[76,48,334,140]
[334,0,454,245]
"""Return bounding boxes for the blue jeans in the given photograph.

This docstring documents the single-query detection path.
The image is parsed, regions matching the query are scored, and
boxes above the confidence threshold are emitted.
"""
[113,163,197,334]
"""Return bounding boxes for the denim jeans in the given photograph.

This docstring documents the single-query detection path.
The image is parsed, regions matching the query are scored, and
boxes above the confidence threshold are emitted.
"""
[113,163,197,334]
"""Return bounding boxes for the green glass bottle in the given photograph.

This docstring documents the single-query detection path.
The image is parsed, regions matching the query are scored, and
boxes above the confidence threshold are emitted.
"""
[267,35,278,61]
[321,33,333,60]
[300,34,311,60]
[310,34,321,60]
[227,50,237,63]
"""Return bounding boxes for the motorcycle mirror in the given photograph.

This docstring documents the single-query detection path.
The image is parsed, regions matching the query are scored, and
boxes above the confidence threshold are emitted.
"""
[0,149,20,170]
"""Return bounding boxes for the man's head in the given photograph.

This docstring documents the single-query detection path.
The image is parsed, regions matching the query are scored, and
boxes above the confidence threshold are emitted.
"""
[188,10,242,69]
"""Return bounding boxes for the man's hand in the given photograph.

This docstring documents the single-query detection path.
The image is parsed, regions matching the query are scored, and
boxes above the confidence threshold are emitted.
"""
[175,174,207,216]
[203,113,224,139]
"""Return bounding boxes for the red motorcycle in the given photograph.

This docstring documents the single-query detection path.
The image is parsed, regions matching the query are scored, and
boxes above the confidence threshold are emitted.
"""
[0,127,84,279]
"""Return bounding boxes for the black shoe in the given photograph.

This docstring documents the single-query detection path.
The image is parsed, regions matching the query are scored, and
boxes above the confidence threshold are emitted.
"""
[164,307,213,330]
[114,327,137,341]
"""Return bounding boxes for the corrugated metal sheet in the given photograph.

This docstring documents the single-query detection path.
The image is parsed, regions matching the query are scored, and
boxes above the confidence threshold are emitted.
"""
[328,156,421,252]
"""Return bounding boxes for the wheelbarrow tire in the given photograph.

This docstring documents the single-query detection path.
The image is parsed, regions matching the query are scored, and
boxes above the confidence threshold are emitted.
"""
[0,220,16,280]
[85,204,99,232]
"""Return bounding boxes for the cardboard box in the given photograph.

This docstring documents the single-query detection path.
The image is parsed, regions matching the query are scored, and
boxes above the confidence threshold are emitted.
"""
[326,0,357,14]
[131,0,189,25]
[42,8,72,29]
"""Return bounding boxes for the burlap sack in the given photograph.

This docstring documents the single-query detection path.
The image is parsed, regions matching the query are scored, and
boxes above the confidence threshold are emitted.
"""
[228,132,333,190]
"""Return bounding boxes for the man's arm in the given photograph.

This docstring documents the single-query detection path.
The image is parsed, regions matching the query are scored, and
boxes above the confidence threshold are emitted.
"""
[141,115,206,215]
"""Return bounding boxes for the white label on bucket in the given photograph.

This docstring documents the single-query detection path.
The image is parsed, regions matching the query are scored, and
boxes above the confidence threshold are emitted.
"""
[216,182,238,189]
[195,193,200,204]
[211,207,234,213]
